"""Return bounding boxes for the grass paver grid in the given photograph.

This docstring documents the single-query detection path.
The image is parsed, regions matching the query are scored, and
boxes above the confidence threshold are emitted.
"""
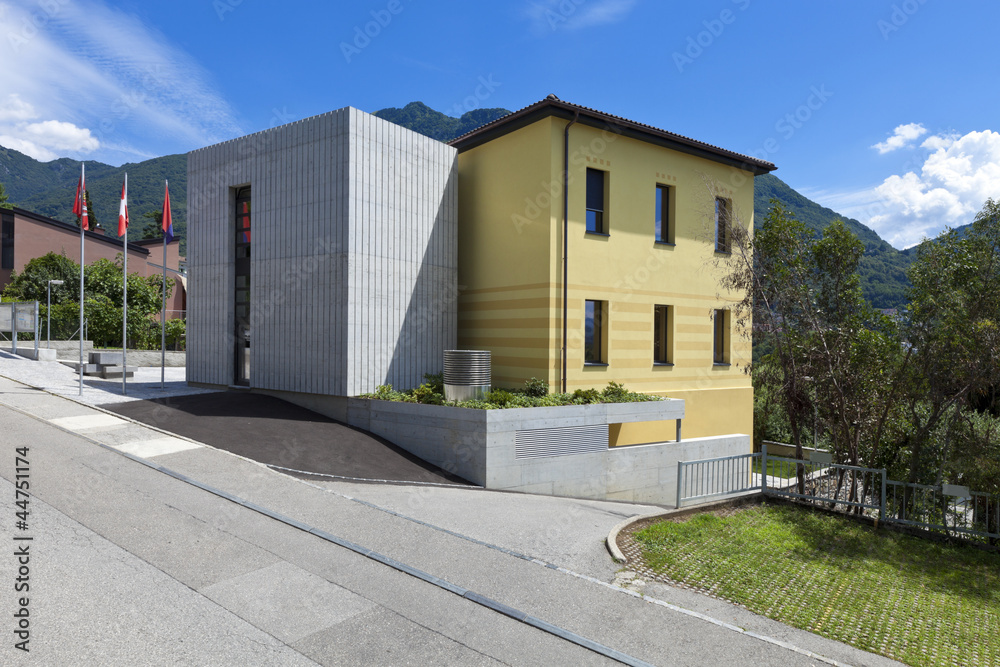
[630,502,999,667]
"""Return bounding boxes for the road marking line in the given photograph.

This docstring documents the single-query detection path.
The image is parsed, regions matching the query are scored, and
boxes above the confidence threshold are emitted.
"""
[114,437,202,458]
[49,414,129,431]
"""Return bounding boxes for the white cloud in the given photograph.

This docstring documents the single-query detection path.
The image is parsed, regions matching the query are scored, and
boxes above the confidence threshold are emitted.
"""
[0,0,243,165]
[525,0,637,34]
[0,120,99,162]
[809,129,1000,249]
[871,122,927,154]
[0,94,38,122]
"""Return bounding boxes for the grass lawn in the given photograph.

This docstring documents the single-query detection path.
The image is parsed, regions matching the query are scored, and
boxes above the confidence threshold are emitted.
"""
[633,502,999,667]
[752,457,801,479]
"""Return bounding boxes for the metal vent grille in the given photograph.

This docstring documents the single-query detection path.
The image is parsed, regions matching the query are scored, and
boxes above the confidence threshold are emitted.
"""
[515,425,608,459]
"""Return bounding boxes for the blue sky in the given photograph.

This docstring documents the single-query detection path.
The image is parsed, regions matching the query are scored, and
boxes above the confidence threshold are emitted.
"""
[1,0,998,248]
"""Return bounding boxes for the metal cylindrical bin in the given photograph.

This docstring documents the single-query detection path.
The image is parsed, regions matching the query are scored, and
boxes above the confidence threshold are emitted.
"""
[443,350,491,402]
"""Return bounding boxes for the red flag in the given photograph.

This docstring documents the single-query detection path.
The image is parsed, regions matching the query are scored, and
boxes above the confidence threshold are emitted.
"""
[73,164,88,230]
[73,174,83,218]
[161,182,174,243]
[118,177,129,237]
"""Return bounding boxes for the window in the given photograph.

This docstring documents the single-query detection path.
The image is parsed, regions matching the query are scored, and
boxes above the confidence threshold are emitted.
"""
[655,185,673,244]
[585,299,606,364]
[234,186,251,386]
[715,197,731,253]
[586,168,606,234]
[1,213,13,270]
[713,309,730,365]
[654,305,672,364]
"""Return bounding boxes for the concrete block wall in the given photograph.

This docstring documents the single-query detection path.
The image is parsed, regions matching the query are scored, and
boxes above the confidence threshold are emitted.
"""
[187,108,457,395]
[285,394,746,506]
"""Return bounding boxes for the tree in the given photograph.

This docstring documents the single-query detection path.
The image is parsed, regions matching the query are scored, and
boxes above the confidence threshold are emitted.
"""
[900,198,1000,486]
[717,197,906,493]
[1,252,172,348]
[83,190,98,230]
[0,181,11,209]
[139,209,162,240]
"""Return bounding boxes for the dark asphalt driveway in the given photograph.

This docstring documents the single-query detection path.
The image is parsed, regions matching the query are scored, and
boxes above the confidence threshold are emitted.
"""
[105,391,471,486]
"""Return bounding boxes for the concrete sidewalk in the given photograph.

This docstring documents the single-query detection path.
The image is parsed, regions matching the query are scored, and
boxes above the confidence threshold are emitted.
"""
[0,372,904,666]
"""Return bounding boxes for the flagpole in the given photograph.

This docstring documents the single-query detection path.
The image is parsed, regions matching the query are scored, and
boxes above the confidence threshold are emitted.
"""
[161,180,167,390]
[78,163,85,396]
[122,172,128,396]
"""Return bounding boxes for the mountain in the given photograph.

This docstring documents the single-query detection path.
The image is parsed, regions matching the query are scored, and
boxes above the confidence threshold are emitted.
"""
[753,173,912,309]
[373,102,510,142]
[0,146,187,250]
[0,102,921,307]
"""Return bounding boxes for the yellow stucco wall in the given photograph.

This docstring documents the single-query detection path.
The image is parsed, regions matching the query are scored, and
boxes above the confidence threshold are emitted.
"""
[456,115,755,440]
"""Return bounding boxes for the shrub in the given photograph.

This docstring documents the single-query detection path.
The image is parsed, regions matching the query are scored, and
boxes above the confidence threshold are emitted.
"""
[422,372,444,393]
[602,381,629,401]
[572,388,601,404]
[411,382,445,405]
[486,388,516,407]
[523,377,549,397]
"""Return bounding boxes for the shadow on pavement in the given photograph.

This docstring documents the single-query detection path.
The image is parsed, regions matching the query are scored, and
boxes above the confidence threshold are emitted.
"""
[104,391,473,486]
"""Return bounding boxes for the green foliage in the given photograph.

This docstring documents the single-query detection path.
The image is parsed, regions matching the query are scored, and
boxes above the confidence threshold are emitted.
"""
[572,388,601,404]
[139,209,163,240]
[373,102,510,142]
[0,181,11,208]
[634,503,1000,667]
[0,148,187,252]
[165,318,185,350]
[2,252,172,348]
[601,381,629,401]
[360,378,662,410]
[422,372,444,393]
[523,376,549,397]
[754,173,912,309]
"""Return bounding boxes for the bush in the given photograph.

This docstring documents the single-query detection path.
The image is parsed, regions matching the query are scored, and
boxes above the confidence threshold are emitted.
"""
[486,388,516,407]
[572,388,601,404]
[602,381,629,401]
[523,377,549,397]
[165,318,185,350]
[411,382,445,405]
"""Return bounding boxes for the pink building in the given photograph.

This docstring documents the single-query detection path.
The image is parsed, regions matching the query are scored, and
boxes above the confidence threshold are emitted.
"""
[0,206,185,317]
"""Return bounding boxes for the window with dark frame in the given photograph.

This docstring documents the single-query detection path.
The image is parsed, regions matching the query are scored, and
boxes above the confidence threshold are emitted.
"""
[585,299,604,363]
[1,214,13,270]
[234,186,251,386]
[655,185,673,244]
[713,309,728,364]
[654,305,671,364]
[715,197,731,253]
[586,168,606,234]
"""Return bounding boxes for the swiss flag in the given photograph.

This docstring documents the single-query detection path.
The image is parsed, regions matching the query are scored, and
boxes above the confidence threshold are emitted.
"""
[118,176,129,237]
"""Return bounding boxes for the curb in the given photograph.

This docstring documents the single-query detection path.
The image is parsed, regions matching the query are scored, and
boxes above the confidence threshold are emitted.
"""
[605,510,671,563]
[606,494,766,564]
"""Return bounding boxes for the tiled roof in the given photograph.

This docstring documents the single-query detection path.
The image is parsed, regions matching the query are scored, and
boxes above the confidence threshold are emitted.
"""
[448,95,776,175]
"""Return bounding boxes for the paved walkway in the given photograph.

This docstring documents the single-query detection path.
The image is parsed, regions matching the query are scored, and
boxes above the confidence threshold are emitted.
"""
[0,358,905,665]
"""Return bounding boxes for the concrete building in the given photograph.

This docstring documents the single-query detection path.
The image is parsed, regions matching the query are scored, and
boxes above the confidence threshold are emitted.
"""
[449,96,776,442]
[185,107,457,394]
[0,206,186,317]
[184,100,773,500]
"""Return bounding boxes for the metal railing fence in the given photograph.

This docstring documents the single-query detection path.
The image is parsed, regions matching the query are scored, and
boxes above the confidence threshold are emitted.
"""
[676,444,1000,546]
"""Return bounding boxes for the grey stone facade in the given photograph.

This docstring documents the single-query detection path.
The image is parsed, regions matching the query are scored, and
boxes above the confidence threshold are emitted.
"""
[187,108,457,395]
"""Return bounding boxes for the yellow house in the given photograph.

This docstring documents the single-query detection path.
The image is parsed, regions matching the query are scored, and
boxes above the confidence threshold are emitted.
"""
[449,95,776,444]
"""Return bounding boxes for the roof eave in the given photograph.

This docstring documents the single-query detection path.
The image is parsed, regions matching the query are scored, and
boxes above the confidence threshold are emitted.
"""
[449,99,776,176]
